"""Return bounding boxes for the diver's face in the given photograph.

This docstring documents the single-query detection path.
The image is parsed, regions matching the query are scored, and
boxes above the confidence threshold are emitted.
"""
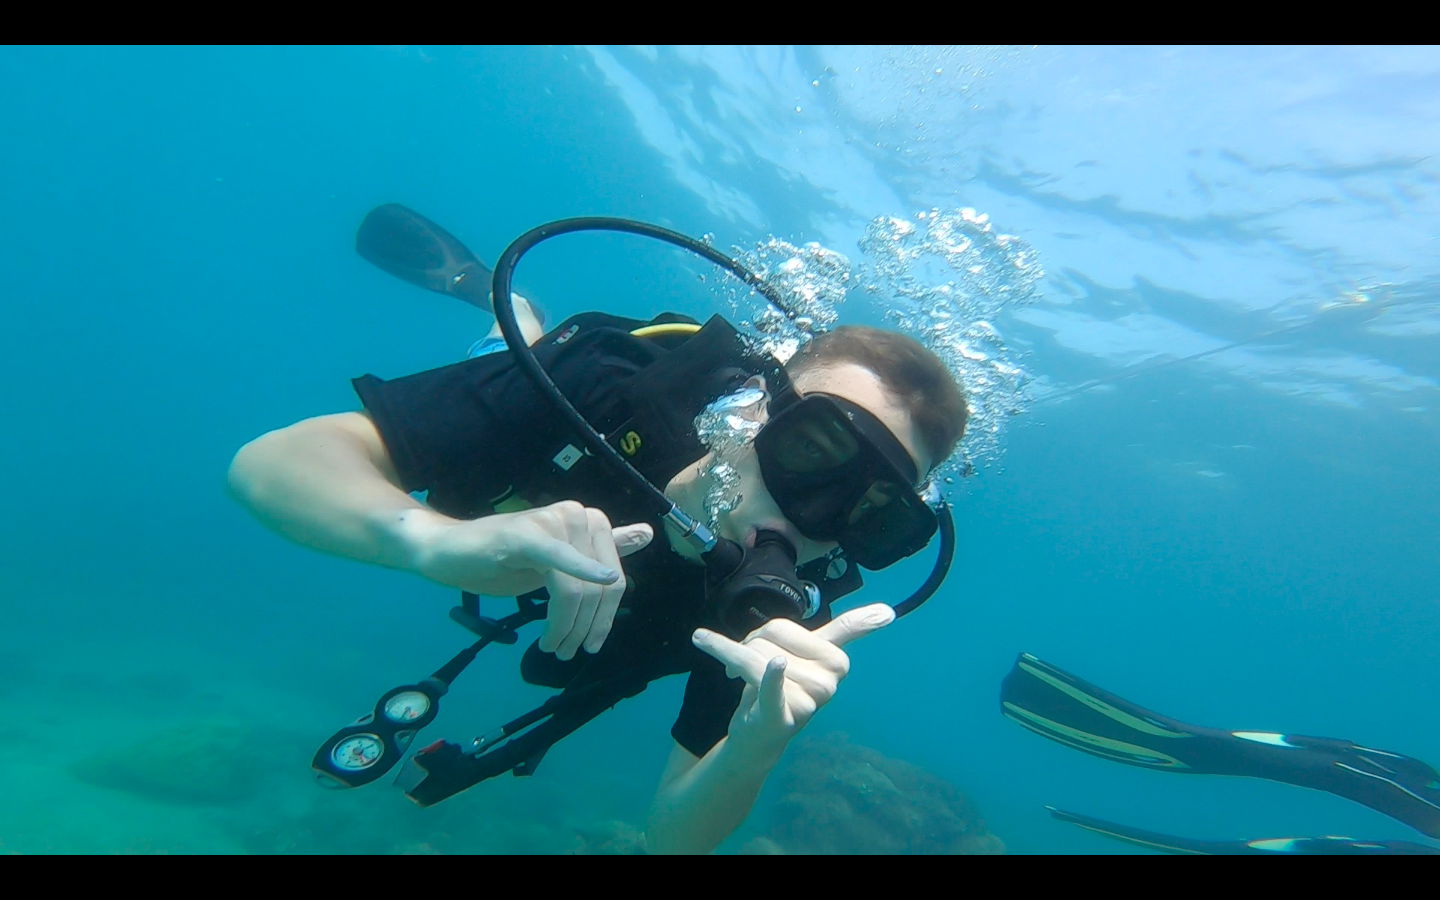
[701,361,931,565]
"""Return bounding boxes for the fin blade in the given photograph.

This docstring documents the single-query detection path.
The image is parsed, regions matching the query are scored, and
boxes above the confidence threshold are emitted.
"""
[1006,653,1440,838]
[1047,808,1440,855]
[1047,807,1219,854]
[356,204,492,309]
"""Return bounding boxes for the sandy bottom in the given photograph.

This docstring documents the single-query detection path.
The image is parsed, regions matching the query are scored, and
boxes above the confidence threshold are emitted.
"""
[0,626,646,855]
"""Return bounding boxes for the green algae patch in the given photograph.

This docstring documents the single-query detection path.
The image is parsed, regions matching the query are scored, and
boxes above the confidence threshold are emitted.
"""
[69,717,260,806]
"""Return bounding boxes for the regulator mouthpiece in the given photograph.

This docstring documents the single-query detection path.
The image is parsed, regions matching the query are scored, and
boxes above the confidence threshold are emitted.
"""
[703,530,818,638]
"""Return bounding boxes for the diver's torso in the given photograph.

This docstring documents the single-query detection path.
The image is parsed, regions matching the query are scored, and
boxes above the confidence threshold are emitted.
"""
[423,311,772,690]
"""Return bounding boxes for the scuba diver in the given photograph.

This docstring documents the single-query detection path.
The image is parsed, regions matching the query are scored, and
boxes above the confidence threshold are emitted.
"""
[227,205,967,855]
[1002,652,1440,854]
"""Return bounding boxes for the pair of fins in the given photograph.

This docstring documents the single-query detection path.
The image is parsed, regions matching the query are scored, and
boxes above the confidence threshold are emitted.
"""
[1002,652,1440,855]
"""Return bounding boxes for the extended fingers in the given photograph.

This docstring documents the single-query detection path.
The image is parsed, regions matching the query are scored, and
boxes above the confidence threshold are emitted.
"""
[758,656,787,716]
[520,536,619,585]
[539,568,582,656]
[613,523,653,557]
[692,628,771,686]
[744,618,848,673]
[514,502,620,586]
[553,506,603,660]
[582,508,626,654]
[810,603,895,648]
[523,503,616,660]
[743,637,840,703]
[533,504,596,658]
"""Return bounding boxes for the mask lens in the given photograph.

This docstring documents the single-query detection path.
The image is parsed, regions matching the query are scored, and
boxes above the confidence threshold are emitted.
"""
[756,394,937,569]
[847,480,900,526]
[770,405,860,474]
[841,489,937,571]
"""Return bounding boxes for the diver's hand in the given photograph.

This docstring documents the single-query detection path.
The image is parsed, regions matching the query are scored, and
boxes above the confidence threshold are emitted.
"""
[691,603,895,759]
[409,501,652,659]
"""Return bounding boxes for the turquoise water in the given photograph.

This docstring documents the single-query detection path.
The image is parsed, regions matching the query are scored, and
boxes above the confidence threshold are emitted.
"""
[2,46,1437,854]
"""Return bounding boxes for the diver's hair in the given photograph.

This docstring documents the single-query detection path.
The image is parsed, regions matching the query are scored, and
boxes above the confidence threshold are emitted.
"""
[786,326,968,470]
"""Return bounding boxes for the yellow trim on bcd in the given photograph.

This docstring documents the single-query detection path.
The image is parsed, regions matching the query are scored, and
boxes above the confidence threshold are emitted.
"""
[628,323,703,339]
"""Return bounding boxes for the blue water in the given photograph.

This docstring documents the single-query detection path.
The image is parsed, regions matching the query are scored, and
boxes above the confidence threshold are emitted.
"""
[2,46,1437,854]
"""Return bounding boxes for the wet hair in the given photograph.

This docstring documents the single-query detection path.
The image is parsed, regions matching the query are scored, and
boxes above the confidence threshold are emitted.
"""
[786,325,968,470]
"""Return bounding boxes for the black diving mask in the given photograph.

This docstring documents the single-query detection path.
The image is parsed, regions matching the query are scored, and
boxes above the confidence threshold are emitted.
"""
[755,391,937,570]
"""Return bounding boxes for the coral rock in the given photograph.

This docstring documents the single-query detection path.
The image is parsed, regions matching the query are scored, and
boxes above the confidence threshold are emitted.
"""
[69,716,259,806]
[566,819,648,855]
[764,732,1004,855]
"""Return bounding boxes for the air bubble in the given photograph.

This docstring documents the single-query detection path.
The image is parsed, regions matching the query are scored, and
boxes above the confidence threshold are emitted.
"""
[857,207,1042,476]
[701,206,1039,479]
[716,235,852,362]
[694,390,767,528]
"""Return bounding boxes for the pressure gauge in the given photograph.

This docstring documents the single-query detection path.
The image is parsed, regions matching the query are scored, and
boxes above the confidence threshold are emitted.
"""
[331,734,384,771]
[383,690,432,723]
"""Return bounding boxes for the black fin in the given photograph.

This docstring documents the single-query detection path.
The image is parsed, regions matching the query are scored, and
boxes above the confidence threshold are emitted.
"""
[356,204,492,309]
[1047,807,1440,855]
[1003,653,1440,837]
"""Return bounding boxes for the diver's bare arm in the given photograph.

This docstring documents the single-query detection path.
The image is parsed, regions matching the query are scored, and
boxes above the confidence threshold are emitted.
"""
[228,412,652,656]
[646,608,897,854]
[226,412,445,570]
[645,737,781,855]
[225,303,544,573]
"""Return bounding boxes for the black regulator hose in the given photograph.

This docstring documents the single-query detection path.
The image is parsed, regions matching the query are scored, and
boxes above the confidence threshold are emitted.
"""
[491,218,798,531]
[892,508,954,619]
